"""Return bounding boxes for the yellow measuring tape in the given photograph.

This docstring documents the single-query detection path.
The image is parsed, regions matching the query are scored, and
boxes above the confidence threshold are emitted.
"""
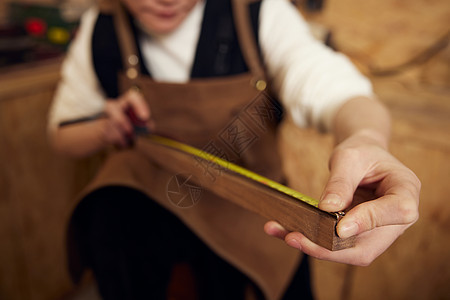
[148,135,319,208]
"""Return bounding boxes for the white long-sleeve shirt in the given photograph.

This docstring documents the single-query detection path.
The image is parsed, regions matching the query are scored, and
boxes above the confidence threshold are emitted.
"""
[48,0,373,133]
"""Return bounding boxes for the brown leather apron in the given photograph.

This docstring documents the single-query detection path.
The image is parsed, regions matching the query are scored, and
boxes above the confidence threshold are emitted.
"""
[70,0,302,299]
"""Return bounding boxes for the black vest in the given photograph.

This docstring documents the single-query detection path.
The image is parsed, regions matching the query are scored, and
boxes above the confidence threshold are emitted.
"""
[92,0,262,99]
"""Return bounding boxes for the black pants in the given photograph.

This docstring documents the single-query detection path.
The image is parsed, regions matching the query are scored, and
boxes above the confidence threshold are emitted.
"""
[72,186,314,300]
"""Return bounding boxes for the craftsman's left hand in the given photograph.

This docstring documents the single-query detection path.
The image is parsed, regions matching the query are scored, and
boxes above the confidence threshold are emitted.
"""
[264,132,421,266]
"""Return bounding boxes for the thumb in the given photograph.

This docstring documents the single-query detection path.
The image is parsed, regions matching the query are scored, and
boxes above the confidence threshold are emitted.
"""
[336,180,419,238]
[126,88,150,121]
[319,149,366,212]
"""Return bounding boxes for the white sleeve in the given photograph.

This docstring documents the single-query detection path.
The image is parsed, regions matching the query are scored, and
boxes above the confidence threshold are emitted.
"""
[259,0,374,131]
[48,7,106,133]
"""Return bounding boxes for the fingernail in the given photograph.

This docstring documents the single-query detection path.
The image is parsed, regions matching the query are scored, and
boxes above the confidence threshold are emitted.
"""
[320,194,342,208]
[338,222,358,238]
[266,222,285,238]
[271,222,285,232]
[286,238,302,251]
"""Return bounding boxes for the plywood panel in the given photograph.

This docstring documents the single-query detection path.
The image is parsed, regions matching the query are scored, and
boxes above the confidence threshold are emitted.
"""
[0,88,71,300]
[307,0,450,70]
[0,60,101,300]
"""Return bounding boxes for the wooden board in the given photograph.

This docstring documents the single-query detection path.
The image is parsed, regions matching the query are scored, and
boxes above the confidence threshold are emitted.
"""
[138,136,355,251]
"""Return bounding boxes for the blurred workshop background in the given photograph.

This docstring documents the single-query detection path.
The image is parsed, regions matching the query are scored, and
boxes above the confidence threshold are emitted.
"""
[0,0,449,299]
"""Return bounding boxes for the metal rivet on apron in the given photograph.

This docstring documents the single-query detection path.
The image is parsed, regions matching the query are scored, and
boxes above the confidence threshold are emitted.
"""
[126,68,138,79]
[128,55,139,66]
[255,79,267,91]
[130,85,141,94]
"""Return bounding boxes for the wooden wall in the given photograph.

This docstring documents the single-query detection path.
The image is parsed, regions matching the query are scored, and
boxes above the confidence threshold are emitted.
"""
[0,60,100,300]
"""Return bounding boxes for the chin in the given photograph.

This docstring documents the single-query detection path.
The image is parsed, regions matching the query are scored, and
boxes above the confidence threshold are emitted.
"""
[140,18,182,35]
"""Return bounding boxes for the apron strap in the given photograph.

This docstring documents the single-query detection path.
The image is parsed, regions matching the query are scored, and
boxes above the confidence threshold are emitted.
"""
[112,0,141,86]
[112,0,267,91]
[231,0,267,91]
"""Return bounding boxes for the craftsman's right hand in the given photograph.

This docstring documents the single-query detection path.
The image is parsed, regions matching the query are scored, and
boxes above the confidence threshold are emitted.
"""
[264,131,420,266]
[102,89,153,148]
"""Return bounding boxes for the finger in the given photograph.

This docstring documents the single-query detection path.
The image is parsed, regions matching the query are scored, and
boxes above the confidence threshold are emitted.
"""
[125,89,150,121]
[337,187,419,239]
[337,168,420,238]
[105,101,134,135]
[284,231,330,258]
[103,119,130,147]
[285,225,403,266]
[319,148,368,212]
[264,221,290,240]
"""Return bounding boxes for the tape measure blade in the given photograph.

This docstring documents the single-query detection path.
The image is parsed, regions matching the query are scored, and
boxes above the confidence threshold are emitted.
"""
[147,134,319,207]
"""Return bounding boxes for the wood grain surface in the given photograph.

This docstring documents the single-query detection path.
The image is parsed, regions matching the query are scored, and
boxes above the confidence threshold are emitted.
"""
[139,136,355,251]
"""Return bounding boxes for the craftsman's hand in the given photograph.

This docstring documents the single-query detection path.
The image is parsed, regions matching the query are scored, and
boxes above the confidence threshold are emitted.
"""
[102,89,153,148]
[265,131,420,266]
[51,89,153,157]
